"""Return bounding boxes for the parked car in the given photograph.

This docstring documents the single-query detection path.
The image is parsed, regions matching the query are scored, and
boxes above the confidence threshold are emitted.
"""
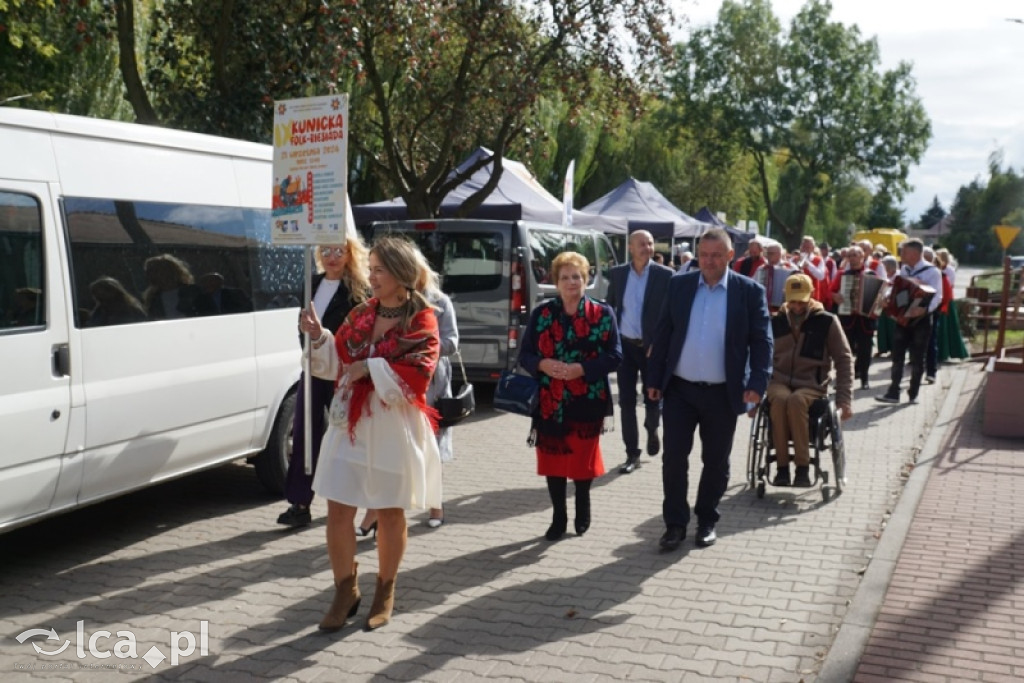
[363,219,620,382]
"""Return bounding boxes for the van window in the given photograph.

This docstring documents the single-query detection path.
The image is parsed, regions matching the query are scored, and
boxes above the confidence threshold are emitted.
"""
[64,198,303,327]
[0,191,45,330]
[528,229,597,285]
[385,230,504,294]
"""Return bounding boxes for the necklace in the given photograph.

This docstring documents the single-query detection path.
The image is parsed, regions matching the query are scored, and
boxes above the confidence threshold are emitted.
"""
[377,302,405,319]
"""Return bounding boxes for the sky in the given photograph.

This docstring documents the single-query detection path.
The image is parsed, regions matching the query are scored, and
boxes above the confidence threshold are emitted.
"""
[673,0,1024,222]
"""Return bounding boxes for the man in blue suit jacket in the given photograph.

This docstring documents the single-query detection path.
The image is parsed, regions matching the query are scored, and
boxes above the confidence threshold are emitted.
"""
[606,230,675,473]
[647,228,773,550]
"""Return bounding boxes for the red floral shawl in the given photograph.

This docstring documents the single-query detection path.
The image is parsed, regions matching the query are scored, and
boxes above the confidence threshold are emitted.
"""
[531,296,615,452]
[333,299,440,440]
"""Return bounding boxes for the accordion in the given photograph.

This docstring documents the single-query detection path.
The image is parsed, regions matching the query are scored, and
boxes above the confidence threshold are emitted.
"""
[885,275,936,325]
[755,266,795,308]
[837,272,888,318]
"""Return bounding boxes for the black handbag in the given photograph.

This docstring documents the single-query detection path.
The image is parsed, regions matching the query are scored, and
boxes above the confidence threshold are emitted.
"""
[493,369,539,416]
[435,350,475,428]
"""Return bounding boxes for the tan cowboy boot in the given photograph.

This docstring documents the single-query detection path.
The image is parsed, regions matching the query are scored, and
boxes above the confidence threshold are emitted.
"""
[318,562,360,631]
[364,575,396,631]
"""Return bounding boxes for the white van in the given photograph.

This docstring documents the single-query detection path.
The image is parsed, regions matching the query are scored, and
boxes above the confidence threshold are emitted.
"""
[0,109,302,532]
[364,219,619,382]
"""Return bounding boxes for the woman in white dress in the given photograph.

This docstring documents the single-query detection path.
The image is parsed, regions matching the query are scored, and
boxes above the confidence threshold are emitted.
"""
[299,235,442,632]
[354,288,458,534]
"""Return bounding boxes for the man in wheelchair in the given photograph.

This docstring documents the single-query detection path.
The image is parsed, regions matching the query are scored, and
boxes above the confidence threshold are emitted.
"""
[765,274,854,487]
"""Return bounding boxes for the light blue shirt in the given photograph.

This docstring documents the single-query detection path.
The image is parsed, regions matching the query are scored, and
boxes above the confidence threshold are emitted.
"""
[674,269,729,383]
[620,261,650,339]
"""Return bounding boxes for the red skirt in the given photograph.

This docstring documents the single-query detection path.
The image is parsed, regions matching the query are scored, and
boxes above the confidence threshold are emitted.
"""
[536,430,605,480]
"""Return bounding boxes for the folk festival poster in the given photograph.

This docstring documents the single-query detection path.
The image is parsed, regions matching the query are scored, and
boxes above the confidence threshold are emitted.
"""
[271,94,349,245]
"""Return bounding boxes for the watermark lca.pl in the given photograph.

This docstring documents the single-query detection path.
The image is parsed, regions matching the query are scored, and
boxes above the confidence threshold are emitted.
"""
[16,620,209,669]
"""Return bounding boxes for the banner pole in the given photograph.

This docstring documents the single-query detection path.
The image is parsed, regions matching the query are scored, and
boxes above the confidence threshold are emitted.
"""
[303,245,314,476]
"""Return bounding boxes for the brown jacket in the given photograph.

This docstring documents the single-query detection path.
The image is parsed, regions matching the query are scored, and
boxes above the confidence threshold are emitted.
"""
[770,300,853,408]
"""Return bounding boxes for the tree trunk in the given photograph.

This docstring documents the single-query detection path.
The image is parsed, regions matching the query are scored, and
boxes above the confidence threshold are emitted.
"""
[454,158,504,219]
[755,152,793,244]
[212,0,237,96]
[114,0,159,125]
[114,200,152,246]
[792,197,812,245]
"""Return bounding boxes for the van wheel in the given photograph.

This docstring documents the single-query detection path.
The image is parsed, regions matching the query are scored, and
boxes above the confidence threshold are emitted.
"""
[254,392,295,495]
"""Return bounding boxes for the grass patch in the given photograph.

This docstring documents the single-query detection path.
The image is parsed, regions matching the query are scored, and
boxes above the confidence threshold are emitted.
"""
[968,269,1023,294]
[967,327,1024,354]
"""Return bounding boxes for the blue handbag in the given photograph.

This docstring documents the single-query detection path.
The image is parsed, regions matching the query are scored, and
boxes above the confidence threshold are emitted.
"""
[493,370,539,416]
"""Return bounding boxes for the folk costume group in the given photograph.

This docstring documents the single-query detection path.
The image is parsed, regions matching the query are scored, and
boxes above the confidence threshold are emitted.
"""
[285,224,954,633]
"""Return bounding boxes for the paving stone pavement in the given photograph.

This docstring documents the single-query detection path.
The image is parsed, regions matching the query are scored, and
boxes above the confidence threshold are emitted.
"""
[0,358,974,682]
[845,362,1024,683]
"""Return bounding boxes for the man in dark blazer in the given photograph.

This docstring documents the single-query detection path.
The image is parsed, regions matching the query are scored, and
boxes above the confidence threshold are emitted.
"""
[647,228,773,550]
[606,230,675,474]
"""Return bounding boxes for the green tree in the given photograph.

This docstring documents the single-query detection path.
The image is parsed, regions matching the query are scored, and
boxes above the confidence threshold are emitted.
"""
[1,0,130,119]
[822,176,872,245]
[558,96,763,229]
[669,0,930,247]
[335,0,673,218]
[917,196,946,231]
[946,156,1024,264]
[145,1,347,140]
[866,188,904,229]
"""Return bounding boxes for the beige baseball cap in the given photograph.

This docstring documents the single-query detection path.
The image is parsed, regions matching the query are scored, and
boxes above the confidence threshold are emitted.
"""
[784,273,813,303]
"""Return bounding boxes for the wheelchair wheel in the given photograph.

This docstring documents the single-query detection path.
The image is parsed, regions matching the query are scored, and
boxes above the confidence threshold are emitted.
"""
[746,414,760,488]
[747,405,769,489]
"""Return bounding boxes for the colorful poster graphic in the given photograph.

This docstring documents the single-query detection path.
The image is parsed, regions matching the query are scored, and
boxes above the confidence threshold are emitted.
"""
[271,94,349,245]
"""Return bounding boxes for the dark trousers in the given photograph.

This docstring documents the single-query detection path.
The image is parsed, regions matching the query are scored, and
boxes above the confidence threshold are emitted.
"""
[840,318,875,384]
[285,373,334,506]
[926,312,940,377]
[617,340,661,459]
[662,378,737,528]
[888,317,933,400]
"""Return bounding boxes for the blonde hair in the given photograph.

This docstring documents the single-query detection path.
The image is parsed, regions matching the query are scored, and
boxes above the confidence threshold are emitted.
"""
[314,236,371,305]
[144,254,193,286]
[142,254,194,309]
[91,276,145,312]
[551,251,590,283]
[935,247,956,270]
[370,234,440,328]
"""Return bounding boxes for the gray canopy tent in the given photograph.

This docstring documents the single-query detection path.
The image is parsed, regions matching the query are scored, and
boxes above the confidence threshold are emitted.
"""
[352,148,626,235]
[692,206,754,258]
[580,178,714,240]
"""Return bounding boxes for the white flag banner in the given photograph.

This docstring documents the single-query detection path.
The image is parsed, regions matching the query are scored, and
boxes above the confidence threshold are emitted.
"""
[563,159,575,227]
[271,94,349,245]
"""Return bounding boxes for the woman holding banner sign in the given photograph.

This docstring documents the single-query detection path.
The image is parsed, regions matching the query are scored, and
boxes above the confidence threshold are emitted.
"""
[276,239,370,528]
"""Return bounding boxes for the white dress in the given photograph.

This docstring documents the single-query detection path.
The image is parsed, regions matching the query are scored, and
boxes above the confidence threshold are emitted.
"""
[309,345,442,511]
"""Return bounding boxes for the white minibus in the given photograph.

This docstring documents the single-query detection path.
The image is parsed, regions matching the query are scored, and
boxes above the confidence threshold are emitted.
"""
[0,108,302,532]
